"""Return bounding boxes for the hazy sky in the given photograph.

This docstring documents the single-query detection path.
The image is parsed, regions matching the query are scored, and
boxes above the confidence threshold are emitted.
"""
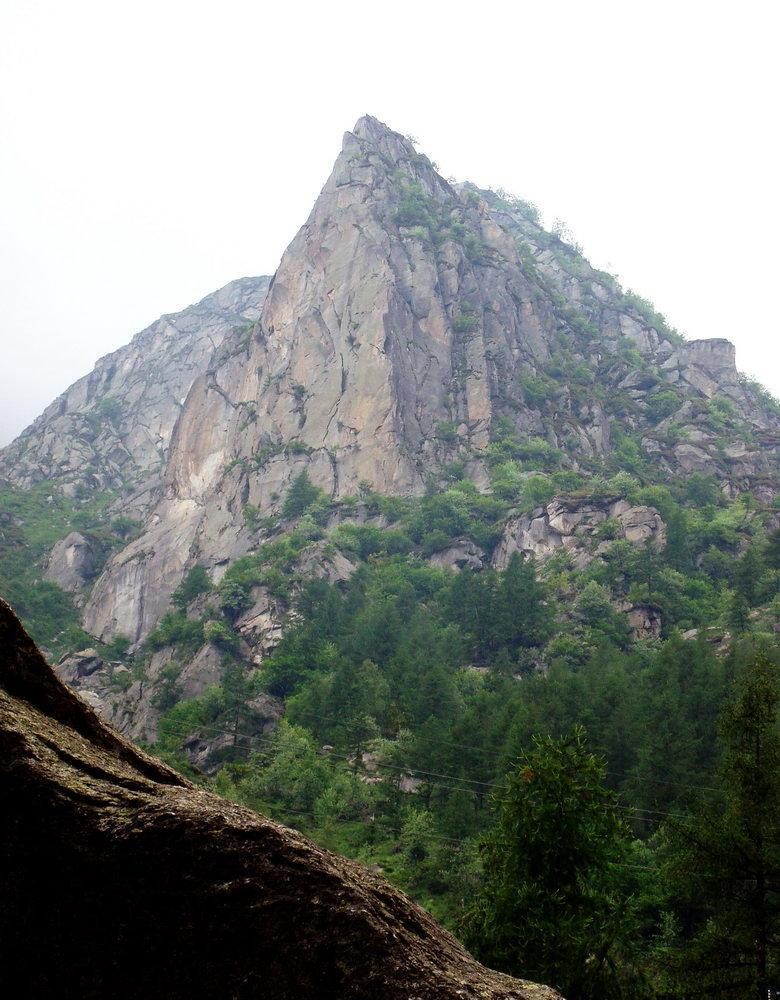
[1,0,778,447]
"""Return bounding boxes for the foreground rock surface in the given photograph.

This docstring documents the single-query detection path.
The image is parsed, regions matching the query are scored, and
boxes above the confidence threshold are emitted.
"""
[0,598,560,1000]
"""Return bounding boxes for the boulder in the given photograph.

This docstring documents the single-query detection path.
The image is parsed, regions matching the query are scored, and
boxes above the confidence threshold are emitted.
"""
[296,540,357,585]
[494,495,666,570]
[44,532,98,592]
[428,539,485,572]
[55,647,104,680]
[178,642,225,701]
[235,586,285,661]
[0,598,560,999]
[622,603,663,640]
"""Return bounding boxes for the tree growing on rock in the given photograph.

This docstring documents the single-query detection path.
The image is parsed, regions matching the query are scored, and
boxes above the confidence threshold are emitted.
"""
[282,471,325,519]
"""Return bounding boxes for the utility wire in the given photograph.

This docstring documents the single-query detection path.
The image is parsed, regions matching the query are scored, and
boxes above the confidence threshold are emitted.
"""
[153,719,693,819]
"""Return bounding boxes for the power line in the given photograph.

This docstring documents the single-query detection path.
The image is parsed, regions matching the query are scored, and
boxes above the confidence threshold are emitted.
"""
[282,709,723,795]
[155,709,721,802]
[153,719,691,820]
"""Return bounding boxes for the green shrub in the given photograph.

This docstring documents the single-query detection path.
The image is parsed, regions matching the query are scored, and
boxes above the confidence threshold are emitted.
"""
[704,396,735,430]
[408,225,431,243]
[172,565,212,610]
[519,373,557,408]
[605,471,640,497]
[610,432,645,473]
[452,307,479,334]
[489,461,524,501]
[463,233,485,262]
[594,517,622,541]
[253,442,283,468]
[111,515,141,540]
[443,460,466,482]
[436,420,458,443]
[620,290,683,344]
[147,612,204,654]
[331,523,412,560]
[487,428,561,471]
[110,668,132,691]
[521,475,556,511]
[243,504,261,530]
[103,634,131,660]
[647,389,680,423]
[394,182,435,228]
[203,619,238,650]
[218,578,254,620]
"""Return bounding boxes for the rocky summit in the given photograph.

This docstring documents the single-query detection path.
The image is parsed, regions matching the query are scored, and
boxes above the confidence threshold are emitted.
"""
[64,117,778,647]
[1,116,778,739]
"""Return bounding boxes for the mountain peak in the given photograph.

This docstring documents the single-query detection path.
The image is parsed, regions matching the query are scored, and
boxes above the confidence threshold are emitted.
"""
[350,113,405,143]
[11,116,771,649]
[0,275,271,495]
[341,115,423,176]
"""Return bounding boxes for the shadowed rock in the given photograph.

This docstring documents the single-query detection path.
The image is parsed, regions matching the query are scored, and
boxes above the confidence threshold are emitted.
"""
[0,598,561,999]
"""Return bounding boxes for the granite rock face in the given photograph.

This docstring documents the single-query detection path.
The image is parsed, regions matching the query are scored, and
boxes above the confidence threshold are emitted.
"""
[44,531,99,593]
[429,539,486,572]
[0,276,270,502]
[493,496,666,571]
[77,117,778,644]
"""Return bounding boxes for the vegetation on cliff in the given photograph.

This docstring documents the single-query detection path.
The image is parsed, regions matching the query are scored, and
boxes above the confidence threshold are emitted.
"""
[1,116,778,998]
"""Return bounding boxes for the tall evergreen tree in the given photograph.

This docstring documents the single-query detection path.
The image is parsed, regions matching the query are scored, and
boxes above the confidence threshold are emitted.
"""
[282,470,322,519]
[494,552,553,651]
[661,652,780,998]
[461,728,638,999]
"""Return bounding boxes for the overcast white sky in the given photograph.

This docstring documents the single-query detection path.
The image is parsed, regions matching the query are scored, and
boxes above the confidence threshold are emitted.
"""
[1,0,778,446]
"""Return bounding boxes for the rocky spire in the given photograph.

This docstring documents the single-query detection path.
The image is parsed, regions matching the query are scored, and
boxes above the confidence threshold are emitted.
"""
[72,117,779,643]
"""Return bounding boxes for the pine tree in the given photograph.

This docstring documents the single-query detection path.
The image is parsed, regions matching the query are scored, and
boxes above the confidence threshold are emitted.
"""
[662,652,780,998]
[728,590,751,635]
[734,543,765,606]
[461,728,637,999]
[282,471,322,519]
[494,552,553,650]
[171,563,212,609]
[328,658,388,755]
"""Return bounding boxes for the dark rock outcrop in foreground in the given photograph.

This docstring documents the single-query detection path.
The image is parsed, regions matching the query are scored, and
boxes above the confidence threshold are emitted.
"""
[0,598,560,1000]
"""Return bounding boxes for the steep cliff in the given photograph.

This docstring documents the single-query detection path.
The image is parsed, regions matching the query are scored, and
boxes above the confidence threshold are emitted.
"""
[0,275,270,507]
[81,116,779,644]
[0,598,560,1000]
